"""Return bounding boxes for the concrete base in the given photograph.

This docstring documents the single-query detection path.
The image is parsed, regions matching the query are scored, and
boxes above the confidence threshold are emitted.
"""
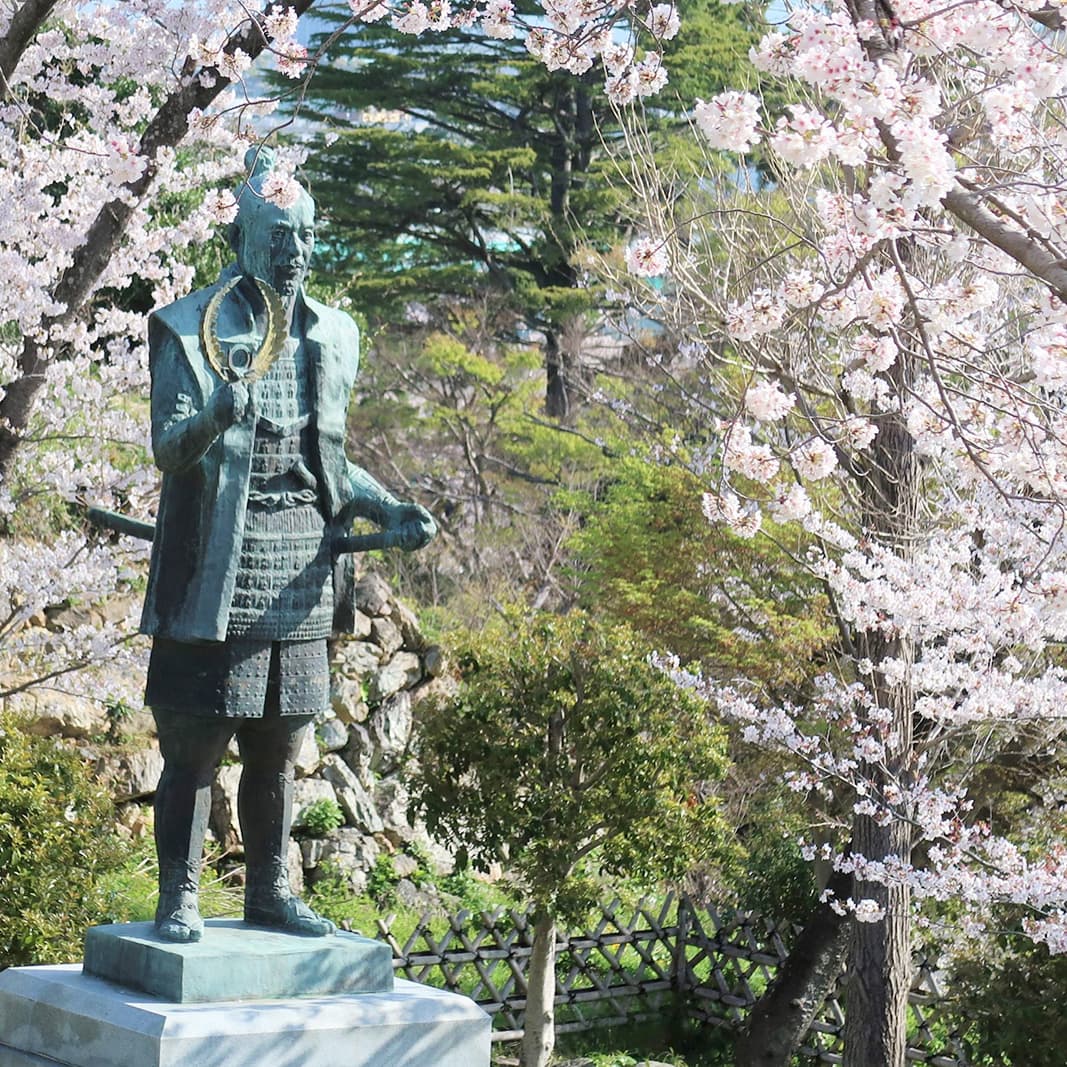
[0,965,491,1067]
[83,920,393,1003]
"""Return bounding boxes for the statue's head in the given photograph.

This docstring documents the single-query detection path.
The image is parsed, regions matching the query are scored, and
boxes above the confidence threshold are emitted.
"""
[228,147,315,301]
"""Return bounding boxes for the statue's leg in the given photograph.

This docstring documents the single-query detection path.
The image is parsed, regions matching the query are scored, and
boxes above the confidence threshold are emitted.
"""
[238,710,335,936]
[152,709,235,943]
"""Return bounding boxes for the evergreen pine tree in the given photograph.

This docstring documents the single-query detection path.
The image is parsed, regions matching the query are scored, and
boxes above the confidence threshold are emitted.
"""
[292,0,755,417]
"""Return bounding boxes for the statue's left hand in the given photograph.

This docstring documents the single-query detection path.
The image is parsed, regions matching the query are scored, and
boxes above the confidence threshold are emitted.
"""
[383,502,437,551]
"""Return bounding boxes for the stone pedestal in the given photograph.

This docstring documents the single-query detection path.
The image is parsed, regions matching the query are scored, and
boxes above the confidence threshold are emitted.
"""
[0,921,491,1067]
[83,920,394,1003]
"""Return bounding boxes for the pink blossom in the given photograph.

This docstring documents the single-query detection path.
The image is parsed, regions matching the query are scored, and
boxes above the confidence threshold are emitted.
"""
[633,54,668,97]
[482,0,516,38]
[217,47,252,82]
[350,0,391,22]
[745,380,795,422]
[261,172,302,209]
[275,41,308,79]
[625,236,668,277]
[108,139,145,185]
[770,484,811,522]
[203,188,239,225]
[264,4,298,42]
[769,105,836,167]
[647,3,680,39]
[693,91,761,153]
[792,438,838,480]
[393,1,431,34]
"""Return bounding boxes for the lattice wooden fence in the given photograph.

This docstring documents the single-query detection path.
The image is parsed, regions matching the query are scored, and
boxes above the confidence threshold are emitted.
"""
[370,894,973,1065]
[678,906,970,1066]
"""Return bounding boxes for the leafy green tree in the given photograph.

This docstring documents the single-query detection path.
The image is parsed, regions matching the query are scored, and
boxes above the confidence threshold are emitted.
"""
[294,0,755,418]
[570,456,837,696]
[346,314,613,618]
[410,610,733,1067]
[0,714,130,967]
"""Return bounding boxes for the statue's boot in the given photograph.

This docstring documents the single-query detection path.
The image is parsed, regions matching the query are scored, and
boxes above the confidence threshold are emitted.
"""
[151,718,221,945]
[244,862,336,937]
[238,715,332,935]
[156,862,204,943]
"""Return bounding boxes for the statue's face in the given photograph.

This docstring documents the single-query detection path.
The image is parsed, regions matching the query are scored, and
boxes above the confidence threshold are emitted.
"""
[232,197,315,301]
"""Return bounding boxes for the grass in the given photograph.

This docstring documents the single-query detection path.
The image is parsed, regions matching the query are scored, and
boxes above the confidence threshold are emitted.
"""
[98,843,246,924]
[488,1016,738,1066]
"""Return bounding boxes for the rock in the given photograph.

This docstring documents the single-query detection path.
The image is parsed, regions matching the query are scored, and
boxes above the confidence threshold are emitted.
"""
[9,688,106,740]
[319,754,384,833]
[422,644,446,678]
[393,601,424,652]
[370,615,403,658]
[291,778,338,828]
[210,764,243,851]
[394,878,439,911]
[115,801,152,840]
[300,837,326,870]
[316,717,349,753]
[368,692,413,770]
[320,828,380,889]
[350,609,373,639]
[292,725,321,778]
[392,853,420,880]
[333,640,381,677]
[411,825,456,876]
[330,674,370,724]
[369,652,422,703]
[353,573,393,617]
[287,839,305,897]
[340,724,374,783]
[374,778,414,845]
[102,746,165,802]
[43,601,94,631]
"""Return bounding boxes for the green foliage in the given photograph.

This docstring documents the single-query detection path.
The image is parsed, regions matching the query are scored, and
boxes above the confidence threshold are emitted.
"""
[366,853,399,907]
[103,699,135,746]
[411,611,735,920]
[344,319,612,619]
[543,1012,736,1067]
[947,918,1067,1066]
[296,798,344,837]
[99,842,244,925]
[729,786,818,922]
[0,714,131,967]
[570,457,837,695]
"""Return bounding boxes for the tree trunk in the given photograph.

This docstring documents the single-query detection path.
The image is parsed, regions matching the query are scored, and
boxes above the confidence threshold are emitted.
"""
[734,868,852,1067]
[845,803,913,1067]
[0,0,60,90]
[520,914,557,1067]
[544,331,570,419]
[843,362,920,1067]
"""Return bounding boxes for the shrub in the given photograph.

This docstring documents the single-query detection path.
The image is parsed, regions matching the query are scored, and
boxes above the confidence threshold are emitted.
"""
[0,713,131,967]
[296,798,344,837]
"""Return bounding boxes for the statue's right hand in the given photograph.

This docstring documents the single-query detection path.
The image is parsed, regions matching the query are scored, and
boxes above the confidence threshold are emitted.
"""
[205,381,252,427]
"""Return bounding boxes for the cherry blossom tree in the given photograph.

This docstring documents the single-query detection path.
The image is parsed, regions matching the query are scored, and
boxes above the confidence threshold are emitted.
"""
[0,0,676,701]
[611,0,1067,1063]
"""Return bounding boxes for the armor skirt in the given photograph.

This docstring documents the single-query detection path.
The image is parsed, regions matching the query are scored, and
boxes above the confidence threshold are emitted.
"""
[145,637,329,718]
